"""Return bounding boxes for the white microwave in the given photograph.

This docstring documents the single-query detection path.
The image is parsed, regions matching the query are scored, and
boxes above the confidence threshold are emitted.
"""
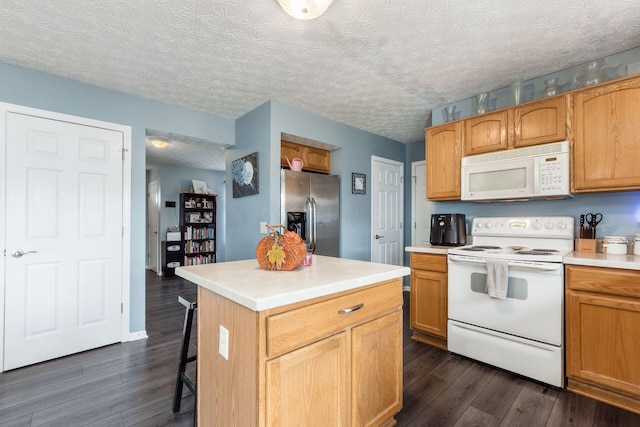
[461,141,572,201]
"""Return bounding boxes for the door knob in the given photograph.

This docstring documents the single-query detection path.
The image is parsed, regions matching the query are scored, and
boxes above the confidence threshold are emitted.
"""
[11,249,38,258]
[375,234,383,239]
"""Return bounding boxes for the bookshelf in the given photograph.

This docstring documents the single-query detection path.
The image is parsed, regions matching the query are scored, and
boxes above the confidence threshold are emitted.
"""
[180,192,216,266]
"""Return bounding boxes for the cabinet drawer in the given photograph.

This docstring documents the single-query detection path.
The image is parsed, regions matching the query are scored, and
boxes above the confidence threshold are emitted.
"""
[266,280,402,357]
[410,253,447,273]
[566,265,640,298]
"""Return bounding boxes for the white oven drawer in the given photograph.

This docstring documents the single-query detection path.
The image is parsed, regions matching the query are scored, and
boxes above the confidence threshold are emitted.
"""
[448,255,563,346]
[448,320,564,388]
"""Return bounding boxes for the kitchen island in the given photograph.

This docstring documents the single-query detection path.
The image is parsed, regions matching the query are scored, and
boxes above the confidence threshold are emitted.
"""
[176,255,410,426]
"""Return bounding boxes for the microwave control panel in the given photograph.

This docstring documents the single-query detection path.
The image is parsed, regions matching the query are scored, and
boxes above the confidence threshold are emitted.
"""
[538,154,569,194]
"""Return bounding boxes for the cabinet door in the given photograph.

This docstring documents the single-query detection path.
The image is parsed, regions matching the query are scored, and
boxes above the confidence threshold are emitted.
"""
[426,122,462,200]
[464,110,510,156]
[265,332,348,426]
[514,96,566,147]
[410,269,447,339]
[566,291,640,397]
[280,140,305,168]
[304,146,331,173]
[352,310,403,427]
[573,76,640,192]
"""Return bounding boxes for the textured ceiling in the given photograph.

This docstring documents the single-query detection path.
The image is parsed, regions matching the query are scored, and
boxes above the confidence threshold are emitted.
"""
[3,0,640,171]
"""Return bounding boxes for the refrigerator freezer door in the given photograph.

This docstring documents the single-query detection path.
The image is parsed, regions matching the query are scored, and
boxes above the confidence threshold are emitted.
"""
[281,170,340,257]
[310,174,340,257]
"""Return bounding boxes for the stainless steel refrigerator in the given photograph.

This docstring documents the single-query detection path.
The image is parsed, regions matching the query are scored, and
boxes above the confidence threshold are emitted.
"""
[281,169,340,257]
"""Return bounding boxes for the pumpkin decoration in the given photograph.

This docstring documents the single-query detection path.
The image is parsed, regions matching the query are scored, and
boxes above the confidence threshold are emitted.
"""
[256,224,307,271]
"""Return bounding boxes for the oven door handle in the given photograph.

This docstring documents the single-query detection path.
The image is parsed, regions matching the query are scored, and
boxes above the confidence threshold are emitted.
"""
[448,255,562,272]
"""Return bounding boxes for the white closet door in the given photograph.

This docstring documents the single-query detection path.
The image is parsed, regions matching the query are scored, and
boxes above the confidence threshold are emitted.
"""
[4,112,124,370]
[371,156,404,265]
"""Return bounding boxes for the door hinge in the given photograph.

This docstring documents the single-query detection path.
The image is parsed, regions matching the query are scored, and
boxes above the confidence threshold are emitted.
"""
[121,148,129,160]
[121,303,124,313]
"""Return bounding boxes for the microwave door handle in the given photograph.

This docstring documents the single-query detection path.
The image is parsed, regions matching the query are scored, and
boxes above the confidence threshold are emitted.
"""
[449,255,561,272]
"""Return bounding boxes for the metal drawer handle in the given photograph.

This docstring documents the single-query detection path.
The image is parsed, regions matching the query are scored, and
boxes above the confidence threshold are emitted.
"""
[338,303,364,314]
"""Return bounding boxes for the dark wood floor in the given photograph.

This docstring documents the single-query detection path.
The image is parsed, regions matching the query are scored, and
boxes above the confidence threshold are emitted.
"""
[1,271,639,426]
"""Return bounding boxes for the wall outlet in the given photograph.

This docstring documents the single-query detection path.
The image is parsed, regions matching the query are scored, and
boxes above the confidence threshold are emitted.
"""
[260,221,267,234]
[219,325,229,360]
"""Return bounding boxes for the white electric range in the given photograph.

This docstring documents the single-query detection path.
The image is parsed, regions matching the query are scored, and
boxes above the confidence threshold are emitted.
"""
[447,216,574,387]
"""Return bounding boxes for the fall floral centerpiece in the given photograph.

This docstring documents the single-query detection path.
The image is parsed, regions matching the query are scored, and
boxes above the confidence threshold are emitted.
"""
[256,224,307,271]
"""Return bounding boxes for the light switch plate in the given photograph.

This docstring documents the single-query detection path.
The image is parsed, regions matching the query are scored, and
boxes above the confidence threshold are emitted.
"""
[260,221,267,234]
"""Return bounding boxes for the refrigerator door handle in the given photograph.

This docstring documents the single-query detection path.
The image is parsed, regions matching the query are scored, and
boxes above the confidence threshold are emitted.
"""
[306,197,314,252]
[308,197,317,253]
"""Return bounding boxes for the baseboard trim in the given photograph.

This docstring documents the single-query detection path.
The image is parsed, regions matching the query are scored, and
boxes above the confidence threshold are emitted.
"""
[127,330,148,342]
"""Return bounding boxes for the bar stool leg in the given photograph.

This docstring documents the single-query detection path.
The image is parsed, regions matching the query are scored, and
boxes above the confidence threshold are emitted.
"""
[173,296,197,423]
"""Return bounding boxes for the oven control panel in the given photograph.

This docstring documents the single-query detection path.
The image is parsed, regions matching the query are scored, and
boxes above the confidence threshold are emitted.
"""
[471,216,574,239]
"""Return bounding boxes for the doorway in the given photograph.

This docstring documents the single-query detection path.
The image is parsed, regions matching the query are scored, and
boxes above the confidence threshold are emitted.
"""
[411,160,431,246]
[147,180,160,273]
[370,156,404,265]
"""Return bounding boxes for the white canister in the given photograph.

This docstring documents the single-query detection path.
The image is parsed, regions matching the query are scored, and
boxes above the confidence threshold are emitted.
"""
[602,236,628,255]
[633,234,640,256]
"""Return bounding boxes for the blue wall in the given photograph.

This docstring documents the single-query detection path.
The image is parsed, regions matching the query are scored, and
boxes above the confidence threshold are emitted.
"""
[225,102,273,261]
[433,192,640,242]
[0,61,235,334]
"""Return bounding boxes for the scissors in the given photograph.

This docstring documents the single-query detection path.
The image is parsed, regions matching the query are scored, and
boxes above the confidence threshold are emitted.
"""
[585,213,603,227]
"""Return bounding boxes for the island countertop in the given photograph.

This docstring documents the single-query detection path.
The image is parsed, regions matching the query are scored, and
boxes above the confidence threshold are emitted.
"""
[175,255,410,311]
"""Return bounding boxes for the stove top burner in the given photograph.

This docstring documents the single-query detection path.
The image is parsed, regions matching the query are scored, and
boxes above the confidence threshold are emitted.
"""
[461,245,502,251]
[515,249,559,256]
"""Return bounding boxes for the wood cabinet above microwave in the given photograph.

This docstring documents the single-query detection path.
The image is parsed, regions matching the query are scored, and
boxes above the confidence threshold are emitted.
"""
[462,95,567,157]
[514,95,567,148]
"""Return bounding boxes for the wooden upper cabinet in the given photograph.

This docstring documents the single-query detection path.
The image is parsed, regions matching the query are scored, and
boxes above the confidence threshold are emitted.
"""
[573,76,640,192]
[280,140,304,163]
[280,140,331,173]
[426,121,462,200]
[304,146,331,172]
[514,95,567,148]
[464,110,510,156]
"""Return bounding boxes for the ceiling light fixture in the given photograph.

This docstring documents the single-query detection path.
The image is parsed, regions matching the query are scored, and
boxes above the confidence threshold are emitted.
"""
[150,139,169,148]
[277,0,334,20]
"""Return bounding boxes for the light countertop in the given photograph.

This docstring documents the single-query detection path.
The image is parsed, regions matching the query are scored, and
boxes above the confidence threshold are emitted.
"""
[405,244,450,255]
[175,255,410,311]
[563,251,640,270]
[405,245,640,271]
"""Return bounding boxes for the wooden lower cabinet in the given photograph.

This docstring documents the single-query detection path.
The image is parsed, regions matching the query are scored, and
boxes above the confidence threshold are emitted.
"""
[198,279,403,426]
[409,253,448,350]
[565,265,640,414]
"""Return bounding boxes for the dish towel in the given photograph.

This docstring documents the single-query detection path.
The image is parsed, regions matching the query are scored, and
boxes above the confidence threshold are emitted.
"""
[486,259,509,300]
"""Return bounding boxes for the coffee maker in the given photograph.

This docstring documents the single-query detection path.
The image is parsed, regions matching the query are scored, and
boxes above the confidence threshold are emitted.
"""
[429,214,466,246]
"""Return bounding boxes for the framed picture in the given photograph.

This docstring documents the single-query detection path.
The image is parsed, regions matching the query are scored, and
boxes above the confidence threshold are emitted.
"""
[192,180,207,194]
[232,152,259,198]
[352,173,366,194]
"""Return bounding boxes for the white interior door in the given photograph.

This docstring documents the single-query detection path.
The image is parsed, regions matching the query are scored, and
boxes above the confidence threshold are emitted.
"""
[412,161,431,245]
[4,111,124,370]
[371,156,403,265]
[147,181,160,273]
